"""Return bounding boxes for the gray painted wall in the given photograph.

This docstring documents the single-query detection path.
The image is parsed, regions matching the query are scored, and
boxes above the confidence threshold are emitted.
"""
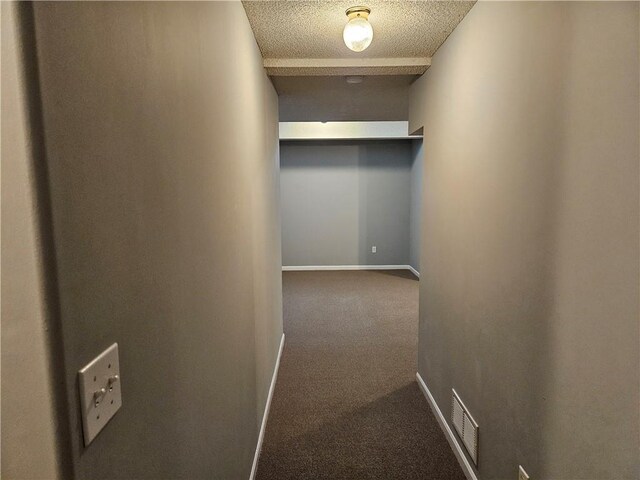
[19,2,283,478]
[274,76,412,122]
[410,2,639,479]
[409,140,423,272]
[280,141,413,266]
[1,3,66,478]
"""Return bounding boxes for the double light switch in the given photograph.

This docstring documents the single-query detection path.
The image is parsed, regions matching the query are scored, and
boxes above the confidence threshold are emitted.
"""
[78,343,122,446]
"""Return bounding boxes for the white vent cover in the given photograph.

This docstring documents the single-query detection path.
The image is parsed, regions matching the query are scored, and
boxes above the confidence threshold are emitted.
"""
[462,411,478,464]
[451,389,478,466]
[452,394,464,436]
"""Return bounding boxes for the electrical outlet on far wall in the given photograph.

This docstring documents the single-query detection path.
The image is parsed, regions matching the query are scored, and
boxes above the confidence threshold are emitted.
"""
[372,246,377,253]
[518,465,530,480]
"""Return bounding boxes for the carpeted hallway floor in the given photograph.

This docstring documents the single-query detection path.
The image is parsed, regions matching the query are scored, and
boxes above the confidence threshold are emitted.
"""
[255,270,465,480]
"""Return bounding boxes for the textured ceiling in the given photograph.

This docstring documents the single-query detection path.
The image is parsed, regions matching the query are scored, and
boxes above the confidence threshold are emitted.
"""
[274,75,416,122]
[242,1,475,59]
[243,1,475,120]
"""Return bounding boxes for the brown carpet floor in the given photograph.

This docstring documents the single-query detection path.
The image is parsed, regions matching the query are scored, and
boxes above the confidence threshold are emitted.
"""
[255,270,465,480]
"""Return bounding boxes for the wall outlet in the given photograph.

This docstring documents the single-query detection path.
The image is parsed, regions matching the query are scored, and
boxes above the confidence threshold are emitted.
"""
[372,246,377,253]
[518,465,530,480]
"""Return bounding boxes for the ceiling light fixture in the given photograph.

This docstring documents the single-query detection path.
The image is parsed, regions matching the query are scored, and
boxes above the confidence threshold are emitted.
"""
[343,6,373,52]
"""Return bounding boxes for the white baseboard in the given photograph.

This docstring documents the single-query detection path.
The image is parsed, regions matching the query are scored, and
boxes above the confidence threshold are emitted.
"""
[249,333,285,480]
[282,265,420,278]
[416,372,478,480]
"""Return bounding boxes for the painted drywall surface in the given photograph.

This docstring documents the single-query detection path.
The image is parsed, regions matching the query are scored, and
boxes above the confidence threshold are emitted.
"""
[252,73,285,427]
[1,3,62,478]
[30,2,282,478]
[411,2,639,479]
[409,140,423,272]
[274,76,412,122]
[280,140,412,266]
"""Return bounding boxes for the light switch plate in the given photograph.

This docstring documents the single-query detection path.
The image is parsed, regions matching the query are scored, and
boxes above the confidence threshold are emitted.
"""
[78,343,122,446]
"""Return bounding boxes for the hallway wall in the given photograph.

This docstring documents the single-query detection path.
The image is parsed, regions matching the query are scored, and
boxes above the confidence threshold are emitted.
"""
[275,76,411,122]
[18,2,283,478]
[409,140,423,272]
[1,3,67,478]
[410,2,639,479]
[280,140,412,267]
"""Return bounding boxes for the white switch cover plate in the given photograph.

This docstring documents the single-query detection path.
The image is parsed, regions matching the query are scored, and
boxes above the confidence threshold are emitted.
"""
[78,343,122,446]
[372,246,377,253]
[518,465,530,480]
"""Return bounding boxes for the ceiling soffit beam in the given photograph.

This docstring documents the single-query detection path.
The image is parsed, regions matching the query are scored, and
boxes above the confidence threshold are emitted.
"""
[264,57,431,76]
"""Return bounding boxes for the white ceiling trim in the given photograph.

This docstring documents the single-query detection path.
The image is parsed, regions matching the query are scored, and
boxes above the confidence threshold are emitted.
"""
[280,121,422,141]
[265,57,431,76]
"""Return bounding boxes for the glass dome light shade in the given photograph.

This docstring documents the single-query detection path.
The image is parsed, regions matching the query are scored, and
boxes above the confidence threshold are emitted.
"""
[343,16,373,52]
